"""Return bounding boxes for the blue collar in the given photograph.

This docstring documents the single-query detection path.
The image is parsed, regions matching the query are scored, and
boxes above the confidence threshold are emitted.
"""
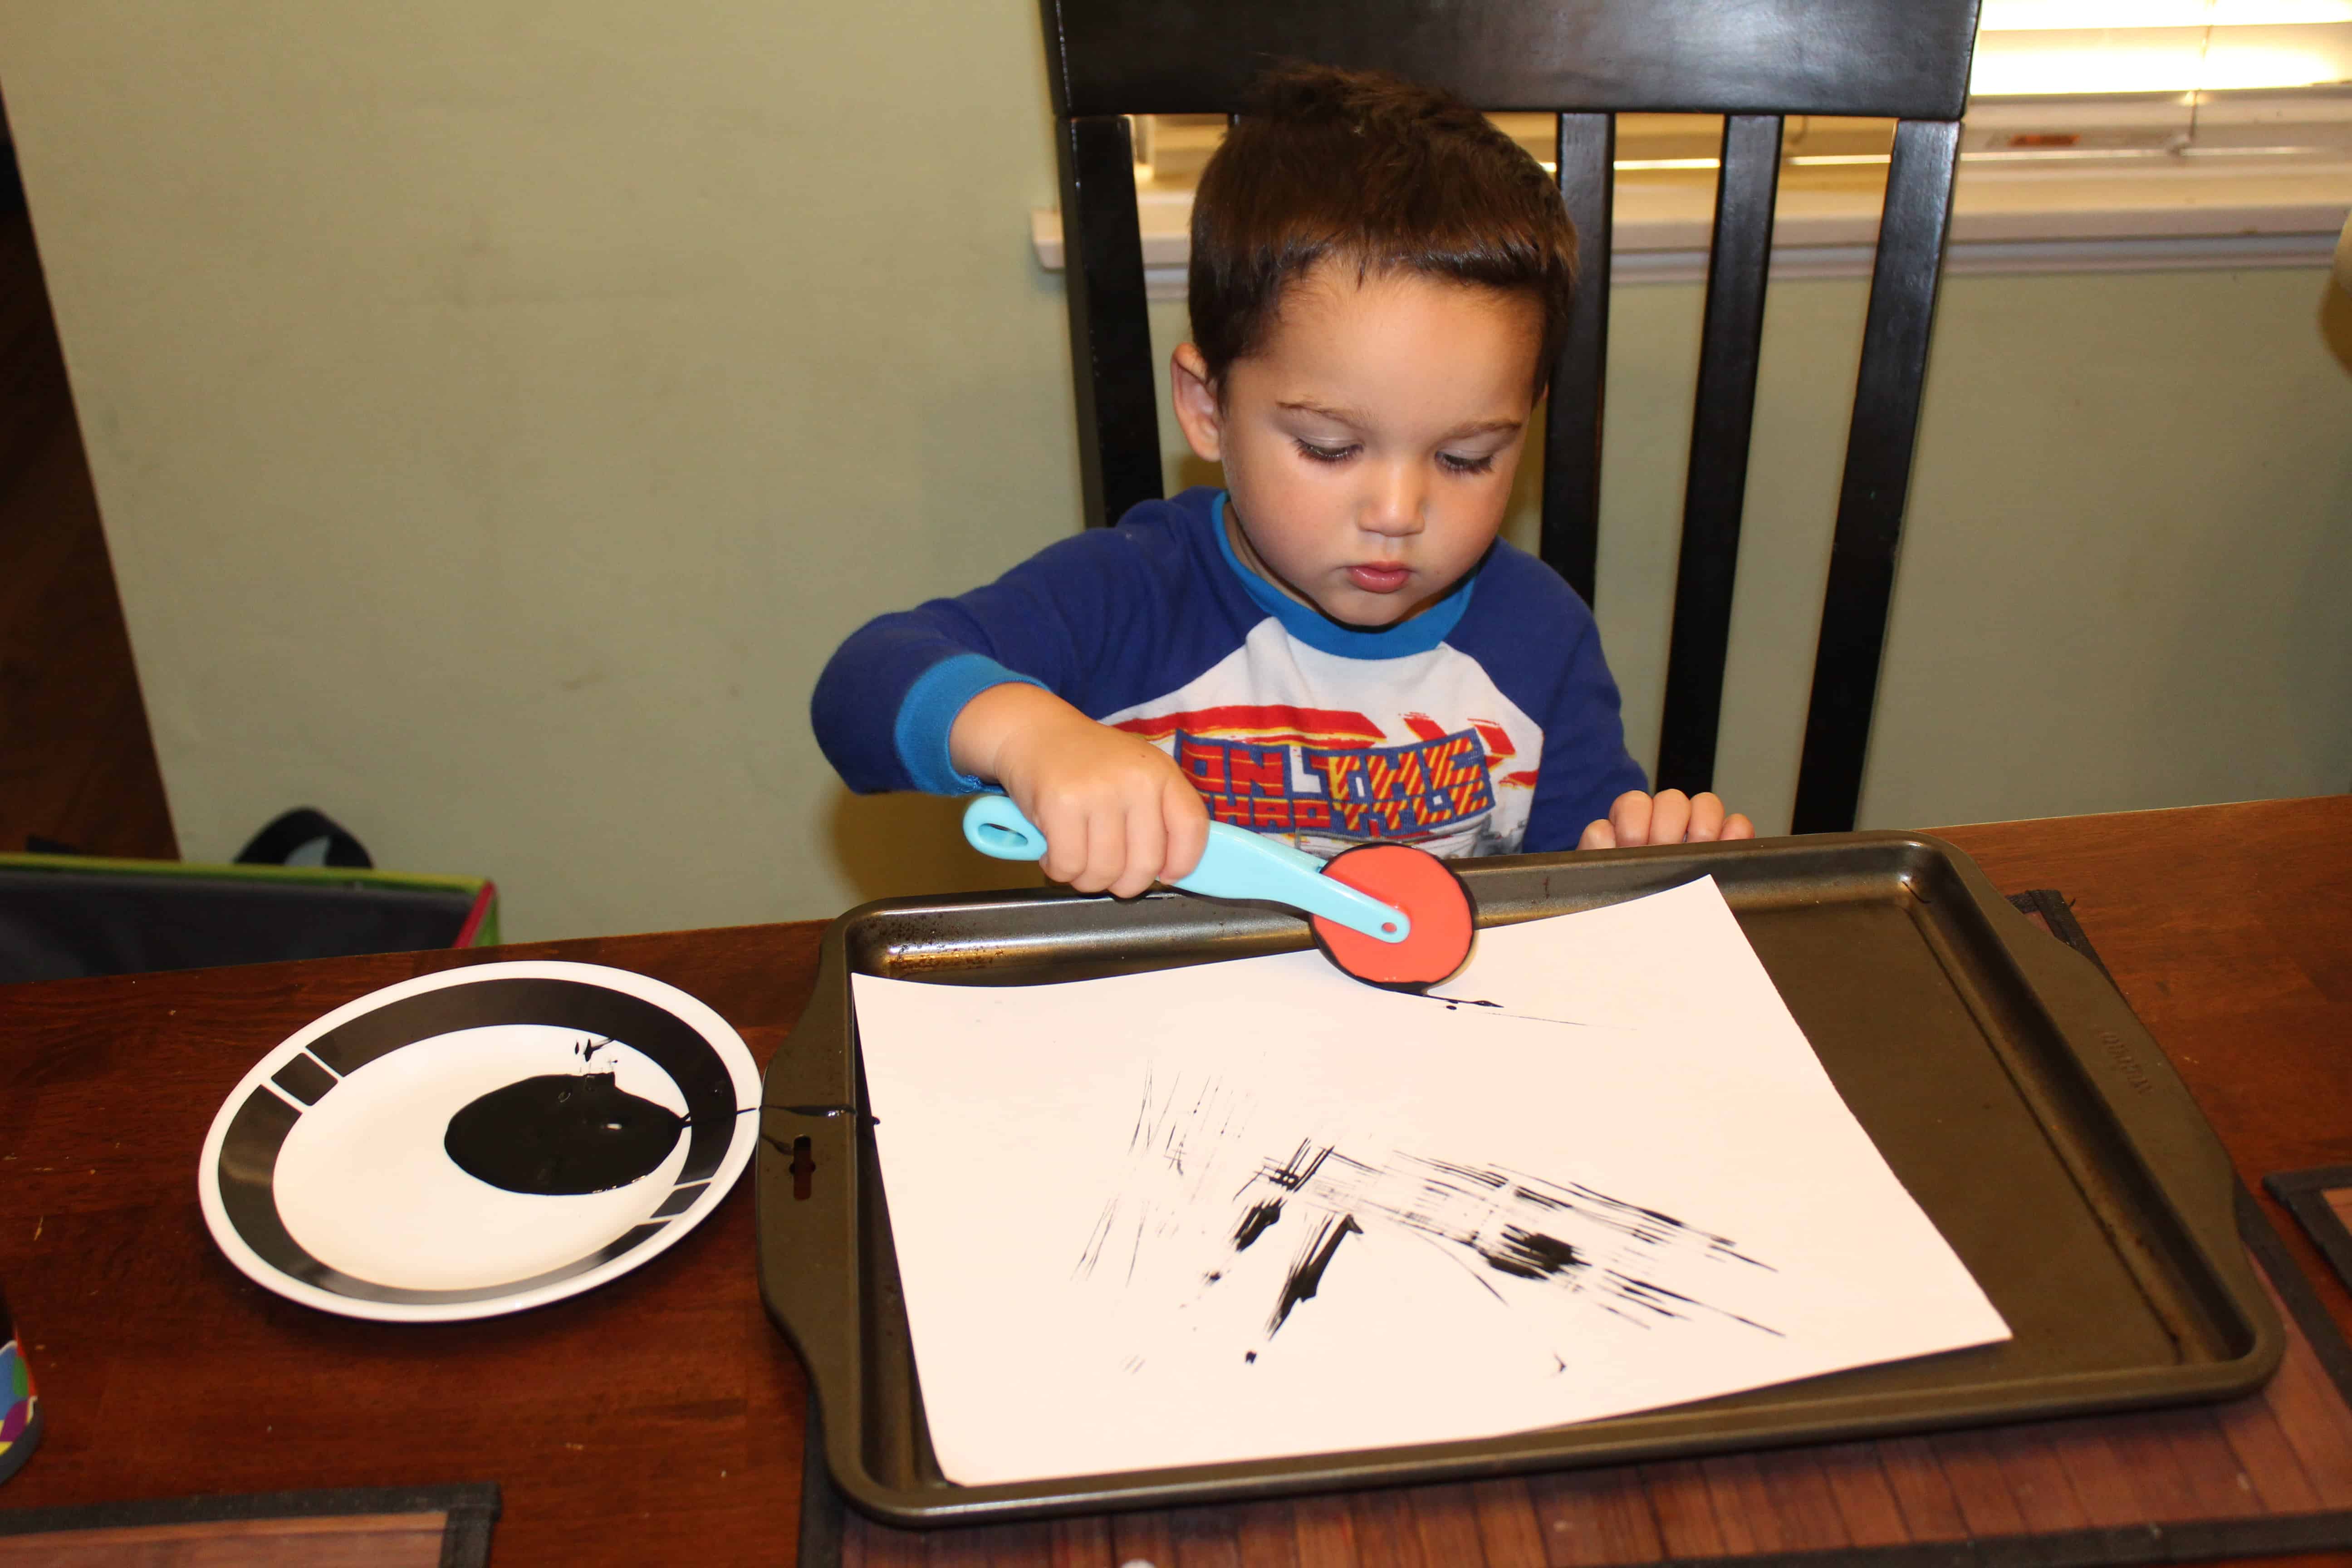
[1211,491,1480,660]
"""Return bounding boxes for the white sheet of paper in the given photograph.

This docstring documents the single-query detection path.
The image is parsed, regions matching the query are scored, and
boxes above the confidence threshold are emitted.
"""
[850,877,2008,1486]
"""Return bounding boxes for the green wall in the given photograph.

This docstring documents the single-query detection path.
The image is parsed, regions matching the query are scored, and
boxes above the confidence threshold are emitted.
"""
[3,0,2347,937]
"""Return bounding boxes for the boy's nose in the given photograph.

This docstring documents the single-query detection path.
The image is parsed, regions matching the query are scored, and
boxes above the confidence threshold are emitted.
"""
[1361,465,1425,539]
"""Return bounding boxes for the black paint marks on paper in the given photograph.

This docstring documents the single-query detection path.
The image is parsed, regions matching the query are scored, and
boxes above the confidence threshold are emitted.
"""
[1486,1226,1580,1281]
[444,1036,685,1196]
[1078,1068,1260,1285]
[1233,1198,1285,1250]
[1414,993,1617,1029]
[1211,1139,1780,1336]
[1076,1069,1779,1368]
[1268,1213,1362,1336]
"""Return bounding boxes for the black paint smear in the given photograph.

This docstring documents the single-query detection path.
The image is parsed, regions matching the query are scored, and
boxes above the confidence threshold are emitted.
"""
[1082,1073,1262,1285]
[1603,1269,1778,1335]
[445,1071,684,1196]
[1077,1069,1781,1371]
[1262,1142,1331,1192]
[1421,1156,1507,1190]
[1233,1199,1284,1250]
[1269,1214,1361,1336]
[1405,991,1616,1029]
[1209,1142,1779,1341]
[1485,1226,1580,1280]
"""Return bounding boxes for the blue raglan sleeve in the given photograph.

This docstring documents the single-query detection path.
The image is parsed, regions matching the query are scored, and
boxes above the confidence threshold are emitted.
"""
[810,521,1169,795]
[1446,545,1648,852]
[1518,611,1650,852]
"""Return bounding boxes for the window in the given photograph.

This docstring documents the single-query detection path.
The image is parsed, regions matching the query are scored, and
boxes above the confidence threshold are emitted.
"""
[1034,5,2352,290]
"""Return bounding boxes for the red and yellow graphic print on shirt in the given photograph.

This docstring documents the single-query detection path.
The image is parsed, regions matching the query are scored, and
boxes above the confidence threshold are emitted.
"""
[1102,621,1542,859]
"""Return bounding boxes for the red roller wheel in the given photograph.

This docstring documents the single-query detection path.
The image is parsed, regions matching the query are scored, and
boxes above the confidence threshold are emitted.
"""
[1310,843,1476,990]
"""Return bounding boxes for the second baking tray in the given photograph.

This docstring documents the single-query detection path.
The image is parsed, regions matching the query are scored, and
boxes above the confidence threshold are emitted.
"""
[755,832,2281,1526]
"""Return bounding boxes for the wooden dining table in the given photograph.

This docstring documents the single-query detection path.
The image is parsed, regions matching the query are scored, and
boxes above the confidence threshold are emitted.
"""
[0,796,2347,1567]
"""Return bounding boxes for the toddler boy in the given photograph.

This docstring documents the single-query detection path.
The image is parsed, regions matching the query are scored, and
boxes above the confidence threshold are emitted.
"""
[813,64,1750,897]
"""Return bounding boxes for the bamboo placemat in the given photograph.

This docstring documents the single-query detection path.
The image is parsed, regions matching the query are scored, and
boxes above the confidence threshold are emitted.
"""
[805,894,2352,1568]
[0,1483,499,1568]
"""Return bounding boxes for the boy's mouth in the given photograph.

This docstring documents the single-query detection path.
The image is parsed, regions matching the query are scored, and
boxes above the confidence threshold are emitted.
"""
[1346,563,1412,593]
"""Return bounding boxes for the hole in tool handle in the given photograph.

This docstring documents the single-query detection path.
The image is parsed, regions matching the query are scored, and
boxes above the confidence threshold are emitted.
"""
[1312,844,1477,990]
[971,822,1038,855]
[962,795,1049,860]
[790,1135,815,1202]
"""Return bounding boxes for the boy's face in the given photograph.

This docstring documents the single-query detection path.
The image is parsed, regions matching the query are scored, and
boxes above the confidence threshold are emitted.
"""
[1171,262,1543,628]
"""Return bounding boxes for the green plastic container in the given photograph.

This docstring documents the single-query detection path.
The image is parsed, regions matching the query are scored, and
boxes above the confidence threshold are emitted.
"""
[0,853,499,985]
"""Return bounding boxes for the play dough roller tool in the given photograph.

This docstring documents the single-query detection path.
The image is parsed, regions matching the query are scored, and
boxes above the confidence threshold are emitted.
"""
[960,794,1475,990]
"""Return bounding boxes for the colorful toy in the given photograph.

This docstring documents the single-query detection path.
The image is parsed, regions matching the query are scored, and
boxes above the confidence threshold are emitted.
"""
[0,1296,38,1485]
[961,795,1475,989]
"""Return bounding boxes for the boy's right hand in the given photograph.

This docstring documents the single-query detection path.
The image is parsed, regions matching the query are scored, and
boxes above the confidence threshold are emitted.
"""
[949,683,1210,899]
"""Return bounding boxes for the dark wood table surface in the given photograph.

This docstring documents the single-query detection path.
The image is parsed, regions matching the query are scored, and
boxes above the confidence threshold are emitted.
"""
[1,797,2347,1566]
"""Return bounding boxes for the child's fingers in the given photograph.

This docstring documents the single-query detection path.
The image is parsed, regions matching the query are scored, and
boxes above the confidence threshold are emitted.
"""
[1035,801,1092,887]
[1161,784,1210,882]
[1029,787,1123,893]
[1649,789,1693,845]
[1108,801,1166,901]
[1723,812,1756,840]
[1607,790,1654,847]
[1686,792,1727,842]
[1578,817,1618,851]
[1076,803,1136,894]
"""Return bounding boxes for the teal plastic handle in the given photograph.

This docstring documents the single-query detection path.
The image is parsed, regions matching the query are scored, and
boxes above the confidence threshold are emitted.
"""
[960,794,1410,943]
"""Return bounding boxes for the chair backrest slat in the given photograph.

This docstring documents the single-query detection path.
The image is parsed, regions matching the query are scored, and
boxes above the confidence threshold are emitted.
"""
[1042,0,1977,120]
[1540,111,1615,607]
[1655,113,1784,796]
[1058,114,1163,528]
[1791,117,1965,833]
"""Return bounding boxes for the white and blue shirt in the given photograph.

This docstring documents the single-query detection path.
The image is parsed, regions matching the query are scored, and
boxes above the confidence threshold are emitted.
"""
[812,488,1645,857]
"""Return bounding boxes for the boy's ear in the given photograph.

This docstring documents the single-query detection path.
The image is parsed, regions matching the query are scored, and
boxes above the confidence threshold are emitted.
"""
[1169,343,1225,463]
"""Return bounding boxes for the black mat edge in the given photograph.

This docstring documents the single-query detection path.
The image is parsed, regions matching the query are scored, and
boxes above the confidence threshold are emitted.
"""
[2240,1182,2352,1408]
[0,1481,502,1568]
[1687,1512,2352,1568]
[808,894,2352,1566]
[2263,1165,2352,1300]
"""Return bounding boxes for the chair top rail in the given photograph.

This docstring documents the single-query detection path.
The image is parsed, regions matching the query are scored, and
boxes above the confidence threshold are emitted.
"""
[1043,0,1981,122]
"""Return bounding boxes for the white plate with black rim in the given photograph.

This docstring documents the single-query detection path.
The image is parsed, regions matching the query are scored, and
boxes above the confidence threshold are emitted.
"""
[198,960,759,1322]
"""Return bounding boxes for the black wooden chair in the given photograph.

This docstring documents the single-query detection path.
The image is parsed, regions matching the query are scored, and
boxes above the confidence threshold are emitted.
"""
[1040,0,1982,833]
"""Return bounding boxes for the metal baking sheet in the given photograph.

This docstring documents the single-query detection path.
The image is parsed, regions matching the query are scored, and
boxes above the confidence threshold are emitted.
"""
[756,832,2281,1527]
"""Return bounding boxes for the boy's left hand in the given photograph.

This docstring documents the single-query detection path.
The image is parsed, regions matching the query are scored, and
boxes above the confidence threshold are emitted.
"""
[1579,789,1755,850]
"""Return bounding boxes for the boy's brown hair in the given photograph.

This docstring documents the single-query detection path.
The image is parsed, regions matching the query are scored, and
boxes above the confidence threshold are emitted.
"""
[1188,64,1578,394]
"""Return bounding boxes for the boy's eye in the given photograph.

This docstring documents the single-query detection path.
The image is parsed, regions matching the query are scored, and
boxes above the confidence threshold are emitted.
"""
[1293,439,1357,465]
[1439,451,1498,475]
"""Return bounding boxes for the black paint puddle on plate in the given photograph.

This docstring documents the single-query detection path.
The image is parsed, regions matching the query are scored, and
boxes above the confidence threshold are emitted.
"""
[444,1071,685,1196]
